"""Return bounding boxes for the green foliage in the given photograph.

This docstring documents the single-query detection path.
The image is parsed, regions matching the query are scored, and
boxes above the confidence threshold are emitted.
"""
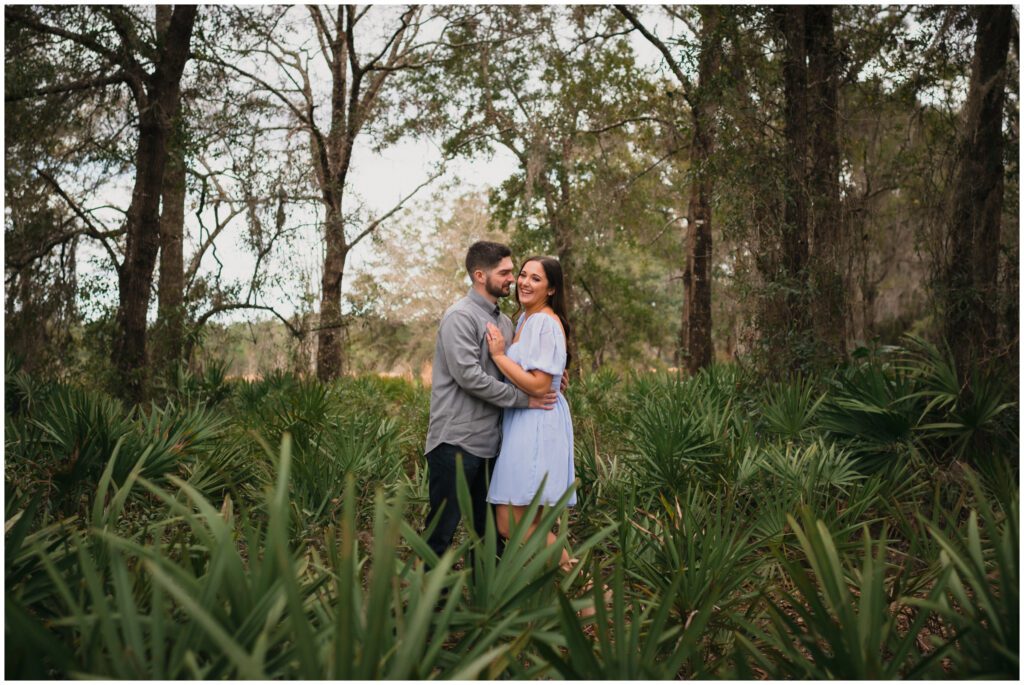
[819,358,922,472]
[626,373,728,494]
[918,474,1019,679]
[759,374,826,441]
[30,384,136,506]
[124,402,226,484]
[157,360,234,407]
[535,563,713,679]
[4,365,1018,679]
[735,512,953,679]
[630,486,760,624]
[903,335,1018,469]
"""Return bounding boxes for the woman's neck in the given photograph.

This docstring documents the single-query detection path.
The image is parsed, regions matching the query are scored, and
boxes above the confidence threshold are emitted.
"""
[523,302,547,318]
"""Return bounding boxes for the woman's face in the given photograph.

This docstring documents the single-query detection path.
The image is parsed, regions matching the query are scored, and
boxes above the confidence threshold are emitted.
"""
[516,260,554,308]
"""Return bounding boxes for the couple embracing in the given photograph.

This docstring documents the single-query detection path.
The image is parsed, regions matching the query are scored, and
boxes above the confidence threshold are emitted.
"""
[423,240,577,571]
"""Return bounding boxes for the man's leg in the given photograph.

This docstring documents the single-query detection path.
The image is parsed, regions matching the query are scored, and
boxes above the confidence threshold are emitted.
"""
[470,456,505,559]
[423,443,481,565]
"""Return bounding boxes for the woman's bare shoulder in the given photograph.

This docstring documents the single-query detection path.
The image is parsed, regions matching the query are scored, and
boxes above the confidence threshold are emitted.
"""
[540,308,565,338]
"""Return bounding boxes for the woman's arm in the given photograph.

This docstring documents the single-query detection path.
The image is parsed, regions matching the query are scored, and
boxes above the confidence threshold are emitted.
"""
[486,322,553,397]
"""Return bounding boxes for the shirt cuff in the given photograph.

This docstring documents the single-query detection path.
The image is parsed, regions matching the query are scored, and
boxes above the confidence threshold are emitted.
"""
[513,387,530,408]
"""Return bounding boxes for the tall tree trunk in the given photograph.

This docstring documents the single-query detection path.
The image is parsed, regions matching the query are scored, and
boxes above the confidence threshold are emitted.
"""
[943,5,1012,377]
[311,6,417,382]
[769,5,812,369]
[154,127,187,375]
[552,164,581,374]
[681,6,722,375]
[552,232,580,373]
[317,209,348,381]
[806,5,846,360]
[111,5,197,403]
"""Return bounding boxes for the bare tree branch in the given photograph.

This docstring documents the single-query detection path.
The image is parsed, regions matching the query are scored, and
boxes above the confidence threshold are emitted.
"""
[5,70,127,102]
[307,5,335,64]
[198,52,337,210]
[624,146,685,189]
[362,6,417,72]
[199,53,311,126]
[615,5,694,97]
[100,6,151,66]
[192,302,303,338]
[186,159,247,283]
[349,165,448,248]
[345,5,361,76]
[36,169,122,270]
[7,221,81,272]
[581,115,671,135]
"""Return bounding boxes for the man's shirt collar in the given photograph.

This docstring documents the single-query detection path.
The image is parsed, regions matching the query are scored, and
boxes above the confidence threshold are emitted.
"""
[467,288,501,317]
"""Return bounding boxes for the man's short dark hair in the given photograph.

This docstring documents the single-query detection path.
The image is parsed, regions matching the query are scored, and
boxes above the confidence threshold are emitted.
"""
[465,241,512,276]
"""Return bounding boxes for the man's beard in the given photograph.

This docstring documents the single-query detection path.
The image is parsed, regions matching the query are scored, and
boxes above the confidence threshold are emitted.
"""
[485,277,510,299]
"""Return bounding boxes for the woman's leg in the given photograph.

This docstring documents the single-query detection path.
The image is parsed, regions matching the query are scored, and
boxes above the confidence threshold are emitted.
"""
[497,504,572,568]
[495,504,512,539]
[497,503,603,617]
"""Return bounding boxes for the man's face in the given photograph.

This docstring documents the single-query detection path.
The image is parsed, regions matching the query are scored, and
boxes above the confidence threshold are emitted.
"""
[481,257,515,298]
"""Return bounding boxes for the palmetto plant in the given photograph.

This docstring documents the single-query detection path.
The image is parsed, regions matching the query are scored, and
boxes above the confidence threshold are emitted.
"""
[534,562,714,679]
[5,363,1018,680]
[916,473,1019,679]
[573,435,632,521]
[759,374,826,442]
[818,360,922,472]
[5,483,79,678]
[30,385,135,508]
[5,353,51,416]
[735,440,884,552]
[117,401,226,485]
[629,485,761,632]
[906,336,1017,466]
[6,438,502,678]
[735,511,953,679]
[628,382,725,494]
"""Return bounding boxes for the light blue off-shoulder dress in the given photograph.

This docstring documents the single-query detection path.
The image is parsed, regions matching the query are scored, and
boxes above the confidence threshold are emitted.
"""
[487,313,576,507]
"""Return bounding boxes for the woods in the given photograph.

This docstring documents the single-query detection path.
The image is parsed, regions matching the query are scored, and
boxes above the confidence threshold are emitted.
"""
[6,5,1018,389]
[4,4,1020,681]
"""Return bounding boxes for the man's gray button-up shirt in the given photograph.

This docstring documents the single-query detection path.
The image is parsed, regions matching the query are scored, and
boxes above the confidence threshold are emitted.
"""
[425,288,530,458]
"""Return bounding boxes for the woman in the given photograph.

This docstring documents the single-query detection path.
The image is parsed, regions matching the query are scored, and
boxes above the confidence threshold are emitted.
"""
[484,256,576,570]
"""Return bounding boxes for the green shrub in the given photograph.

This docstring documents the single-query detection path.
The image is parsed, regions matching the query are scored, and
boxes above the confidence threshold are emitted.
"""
[4,363,1017,679]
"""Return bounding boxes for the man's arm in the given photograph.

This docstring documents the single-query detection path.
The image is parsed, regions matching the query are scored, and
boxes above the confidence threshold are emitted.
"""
[440,311,531,408]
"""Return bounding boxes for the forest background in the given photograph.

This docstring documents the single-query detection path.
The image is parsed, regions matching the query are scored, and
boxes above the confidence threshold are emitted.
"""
[4,5,1021,679]
[6,4,1018,395]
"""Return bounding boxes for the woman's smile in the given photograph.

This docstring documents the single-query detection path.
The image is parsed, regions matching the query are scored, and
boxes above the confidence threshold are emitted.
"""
[516,260,552,310]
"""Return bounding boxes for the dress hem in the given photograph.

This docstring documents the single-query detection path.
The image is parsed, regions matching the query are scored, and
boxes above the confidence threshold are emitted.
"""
[486,498,575,507]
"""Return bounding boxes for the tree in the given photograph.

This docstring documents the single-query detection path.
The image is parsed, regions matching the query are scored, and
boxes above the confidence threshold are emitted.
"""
[438,6,665,371]
[6,6,198,402]
[151,111,187,377]
[771,6,814,364]
[207,5,451,382]
[617,5,725,373]
[806,6,847,359]
[4,18,110,374]
[749,6,848,369]
[941,5,1014,376]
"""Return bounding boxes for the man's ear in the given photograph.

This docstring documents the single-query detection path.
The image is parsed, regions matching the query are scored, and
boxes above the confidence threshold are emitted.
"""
[472,269,485,284]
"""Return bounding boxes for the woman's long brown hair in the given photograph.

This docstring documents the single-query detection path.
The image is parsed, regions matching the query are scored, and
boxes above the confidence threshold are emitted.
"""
[515,256,572,369]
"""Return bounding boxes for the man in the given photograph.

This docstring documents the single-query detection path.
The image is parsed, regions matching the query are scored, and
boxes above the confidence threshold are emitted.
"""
[423,241,557,562]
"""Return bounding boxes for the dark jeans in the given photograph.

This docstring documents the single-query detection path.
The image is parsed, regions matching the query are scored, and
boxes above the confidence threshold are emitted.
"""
[423,443,505,566]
